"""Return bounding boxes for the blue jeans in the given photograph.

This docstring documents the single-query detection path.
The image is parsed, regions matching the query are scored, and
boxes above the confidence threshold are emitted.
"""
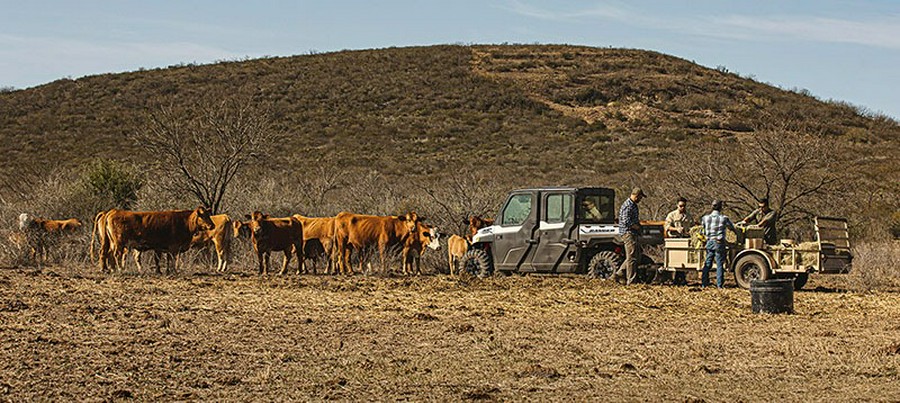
[701,239,726,288]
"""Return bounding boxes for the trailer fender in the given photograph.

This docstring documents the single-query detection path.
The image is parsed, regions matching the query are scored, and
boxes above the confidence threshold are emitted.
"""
[733,249,775,273]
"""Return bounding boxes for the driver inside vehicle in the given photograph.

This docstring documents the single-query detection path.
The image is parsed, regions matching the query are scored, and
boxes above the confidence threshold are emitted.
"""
[582,199,603,220]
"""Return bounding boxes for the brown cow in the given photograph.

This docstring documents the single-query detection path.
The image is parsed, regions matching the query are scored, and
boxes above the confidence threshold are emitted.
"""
[291,215,336,275]
[446,234,470,275]
[467,216,494,239]
[333,211,427,275]
[18,213,83,268]
[100,206,215,274]
[189,214,233,272]
[402,220,441,275]
[245,212,304,275]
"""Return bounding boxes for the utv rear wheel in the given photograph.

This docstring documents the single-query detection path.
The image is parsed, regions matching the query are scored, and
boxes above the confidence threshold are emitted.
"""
[461,249,493,277]
[587,251,622,279]
[734,254,770,289]
[637,255,658,284]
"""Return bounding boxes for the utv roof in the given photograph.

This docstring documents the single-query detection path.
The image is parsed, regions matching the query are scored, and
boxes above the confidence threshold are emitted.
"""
[510,187,615,193]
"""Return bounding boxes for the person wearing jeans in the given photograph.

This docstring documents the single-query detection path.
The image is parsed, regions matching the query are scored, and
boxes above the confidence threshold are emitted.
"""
[701,200,735,288]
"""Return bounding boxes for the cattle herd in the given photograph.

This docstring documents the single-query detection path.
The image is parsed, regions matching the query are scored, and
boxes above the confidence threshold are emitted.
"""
[15,207,469,276]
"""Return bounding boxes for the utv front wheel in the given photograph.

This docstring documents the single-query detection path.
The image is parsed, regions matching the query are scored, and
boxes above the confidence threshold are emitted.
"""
[461,249,493,277]
[587,251,622,279]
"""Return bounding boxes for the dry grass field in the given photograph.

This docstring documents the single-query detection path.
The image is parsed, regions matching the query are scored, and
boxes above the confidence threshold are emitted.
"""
[1,266,897,402]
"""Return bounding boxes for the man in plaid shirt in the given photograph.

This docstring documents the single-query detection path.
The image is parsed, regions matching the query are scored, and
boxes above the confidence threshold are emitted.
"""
[615,187,645,285]
[701,200,736,288]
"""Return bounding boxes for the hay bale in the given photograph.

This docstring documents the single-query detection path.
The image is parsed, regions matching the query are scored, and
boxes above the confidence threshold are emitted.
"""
[690,225,739,246]
[796,241,819,266]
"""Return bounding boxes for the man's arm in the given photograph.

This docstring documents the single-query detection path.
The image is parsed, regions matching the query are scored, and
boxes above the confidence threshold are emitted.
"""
[741,209,757,223]
[725,217,736,232]
[759,210,777,226]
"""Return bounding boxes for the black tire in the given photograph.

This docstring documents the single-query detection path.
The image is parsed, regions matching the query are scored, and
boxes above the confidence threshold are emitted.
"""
[793,273,809,290]
[637,255,657,284]
[461,248,493,277]
[733,254,770,289]
[673,272,688,286]
[586,251,622,279]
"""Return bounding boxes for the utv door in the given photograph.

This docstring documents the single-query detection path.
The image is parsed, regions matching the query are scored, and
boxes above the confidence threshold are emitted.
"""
[493,191,539,272]
[529,192,576,273]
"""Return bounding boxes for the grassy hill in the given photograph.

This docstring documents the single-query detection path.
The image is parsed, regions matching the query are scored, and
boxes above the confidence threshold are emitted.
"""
[1,44,897,235]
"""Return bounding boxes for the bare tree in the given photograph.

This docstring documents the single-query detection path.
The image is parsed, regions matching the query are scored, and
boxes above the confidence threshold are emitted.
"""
[415,170,504,235]
[133,99,284,214]
[673,120,845,228]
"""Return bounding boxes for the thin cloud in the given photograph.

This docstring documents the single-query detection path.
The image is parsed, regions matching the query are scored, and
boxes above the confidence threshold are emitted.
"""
[502,2,900,50]
[0,34,238,86]
[716,14,900,49]
[501,0,630,22]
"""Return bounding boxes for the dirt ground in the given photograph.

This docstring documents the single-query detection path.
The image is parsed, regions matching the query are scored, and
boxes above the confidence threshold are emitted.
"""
[0,265,898,402]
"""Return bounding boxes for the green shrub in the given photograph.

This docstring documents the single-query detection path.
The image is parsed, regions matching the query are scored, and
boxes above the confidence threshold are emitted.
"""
[80,159,143,209]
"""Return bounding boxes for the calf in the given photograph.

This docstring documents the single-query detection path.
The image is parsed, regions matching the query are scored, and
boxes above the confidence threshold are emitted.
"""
[402,221,441,275]
[292,215,336,275]
[189,214,233,272]
[245,212,304,275]
[446,234,470,275]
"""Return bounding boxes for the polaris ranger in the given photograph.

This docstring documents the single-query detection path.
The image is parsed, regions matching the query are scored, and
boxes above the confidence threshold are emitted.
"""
[461,187,662,280]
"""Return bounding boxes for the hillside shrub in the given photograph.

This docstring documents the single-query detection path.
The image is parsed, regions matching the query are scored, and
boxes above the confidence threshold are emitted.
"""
[80,159,143,209]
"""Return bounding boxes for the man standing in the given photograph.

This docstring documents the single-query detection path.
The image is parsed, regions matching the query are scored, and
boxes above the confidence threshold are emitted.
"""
[701,200,736,288]
[616,187,645,285]
[664,197,694,238]
[740,198,779,245]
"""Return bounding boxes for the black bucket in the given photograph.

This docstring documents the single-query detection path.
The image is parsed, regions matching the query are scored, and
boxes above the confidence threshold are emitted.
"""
[750,279,794,314]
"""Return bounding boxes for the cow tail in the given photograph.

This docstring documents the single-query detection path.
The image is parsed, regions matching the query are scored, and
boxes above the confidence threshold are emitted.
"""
[89,211,103,264]
[90,219,97,264]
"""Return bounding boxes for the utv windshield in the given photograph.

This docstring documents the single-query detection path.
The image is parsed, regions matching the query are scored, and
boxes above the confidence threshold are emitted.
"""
[578,193,615,224]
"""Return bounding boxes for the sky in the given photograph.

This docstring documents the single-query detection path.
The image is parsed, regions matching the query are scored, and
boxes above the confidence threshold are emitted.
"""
[2,1,899,118]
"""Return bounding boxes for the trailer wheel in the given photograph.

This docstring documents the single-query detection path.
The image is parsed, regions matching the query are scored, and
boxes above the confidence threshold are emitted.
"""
[461,249,493,277]
[793,273,809,290]
[586,251,622,279]
[673,272,688,286]
[734,254,770,289]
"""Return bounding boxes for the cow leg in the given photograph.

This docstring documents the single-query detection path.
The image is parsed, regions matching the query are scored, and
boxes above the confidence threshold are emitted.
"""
[324,241,333,275]
[152,251,162,274]
[279,249,292,275]
[257,251,265,275]
[132,250,143,273]
[379,243,388,276]
[297,241,305,275]
[448,250,454,276]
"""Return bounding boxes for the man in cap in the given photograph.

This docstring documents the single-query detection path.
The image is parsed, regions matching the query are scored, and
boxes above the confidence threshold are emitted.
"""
[701,200,736,288]
[615,187,645,285]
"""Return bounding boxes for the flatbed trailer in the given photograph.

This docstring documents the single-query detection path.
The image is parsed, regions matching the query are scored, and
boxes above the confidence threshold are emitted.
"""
[661,217,853,289]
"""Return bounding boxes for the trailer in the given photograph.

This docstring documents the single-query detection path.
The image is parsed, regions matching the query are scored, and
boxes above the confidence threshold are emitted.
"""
[661,217,853,290]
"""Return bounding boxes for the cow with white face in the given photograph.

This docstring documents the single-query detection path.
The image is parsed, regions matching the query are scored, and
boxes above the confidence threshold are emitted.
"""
[402,220,441,275]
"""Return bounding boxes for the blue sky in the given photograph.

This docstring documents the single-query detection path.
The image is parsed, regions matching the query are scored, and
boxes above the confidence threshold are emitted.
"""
[2,1,899,118]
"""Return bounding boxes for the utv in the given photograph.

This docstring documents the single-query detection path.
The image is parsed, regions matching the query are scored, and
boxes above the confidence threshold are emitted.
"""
[461,187,662,281]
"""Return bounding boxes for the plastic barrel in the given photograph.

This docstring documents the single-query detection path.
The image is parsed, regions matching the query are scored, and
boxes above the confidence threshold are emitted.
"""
[750,279,794,314]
